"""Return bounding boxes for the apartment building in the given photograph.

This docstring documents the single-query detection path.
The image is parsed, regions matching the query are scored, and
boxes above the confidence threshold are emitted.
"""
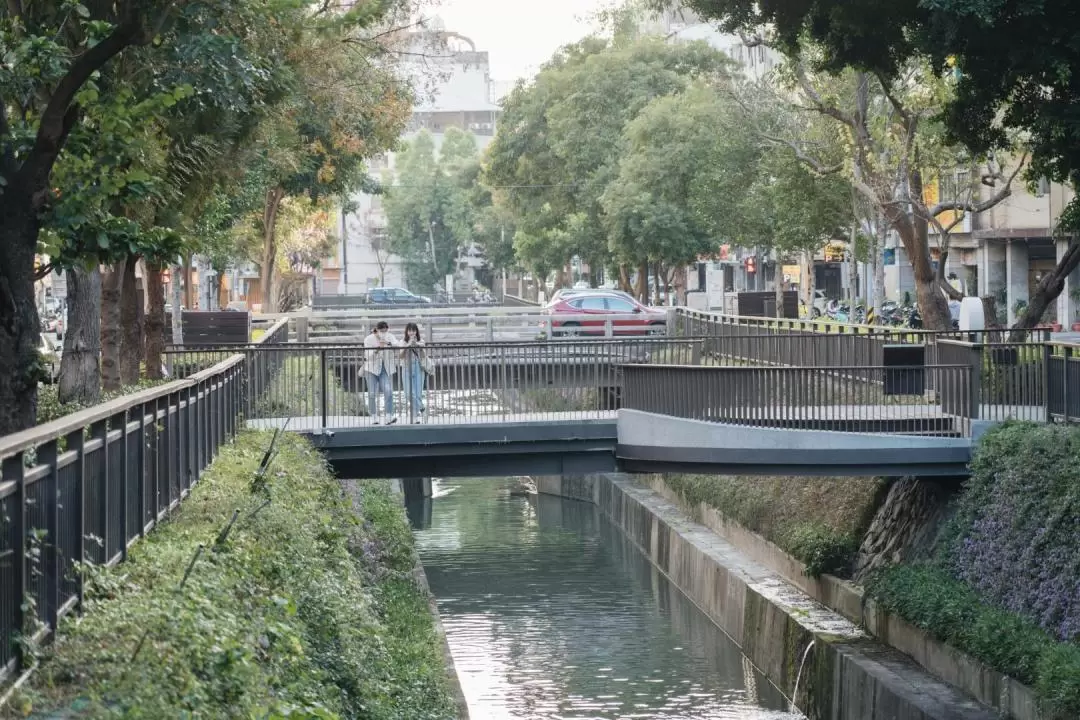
[325,19,500,296]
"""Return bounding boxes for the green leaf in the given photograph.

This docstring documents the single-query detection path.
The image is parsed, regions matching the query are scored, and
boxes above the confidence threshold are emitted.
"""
[96,232,110,250]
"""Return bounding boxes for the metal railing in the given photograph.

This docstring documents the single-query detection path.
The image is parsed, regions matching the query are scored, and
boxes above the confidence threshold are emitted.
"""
[937,339,1049,423]
[0,318,288,686]
[233,337,706,432]
[1048,342,1080,422]
[622,363,974,436]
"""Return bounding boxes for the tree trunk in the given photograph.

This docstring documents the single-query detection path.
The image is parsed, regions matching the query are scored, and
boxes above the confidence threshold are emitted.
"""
[886,174,952,330]
[618,265,632,293]
[1011,241,1080,340]
[170,264,183,346]
[260,186,285,313]
[0,204,43,433]
[182,254,194,310]
[58,265,102,406]
[100,258,126,393]
[145,260,166,380]
[119,256,143,385]
[873,215,886,317]
[652,262,662,305]
[802,250,815,311]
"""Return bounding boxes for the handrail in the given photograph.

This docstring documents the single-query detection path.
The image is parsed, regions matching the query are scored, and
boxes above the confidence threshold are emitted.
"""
[0,316,288,460]
[0,355,243,460]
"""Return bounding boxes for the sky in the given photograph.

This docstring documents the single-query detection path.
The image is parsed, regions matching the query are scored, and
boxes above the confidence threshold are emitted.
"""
[424,0,612,83]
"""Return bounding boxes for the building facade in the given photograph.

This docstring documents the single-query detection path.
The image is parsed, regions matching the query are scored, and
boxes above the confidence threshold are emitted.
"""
[327,20,500,296]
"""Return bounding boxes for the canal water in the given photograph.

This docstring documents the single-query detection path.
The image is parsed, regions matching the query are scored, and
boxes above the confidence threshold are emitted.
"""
[408,478,805,720]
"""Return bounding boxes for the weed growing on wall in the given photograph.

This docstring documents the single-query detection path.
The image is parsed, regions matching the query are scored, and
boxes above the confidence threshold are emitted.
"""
[661,474,883,577]
[9,432,454,719]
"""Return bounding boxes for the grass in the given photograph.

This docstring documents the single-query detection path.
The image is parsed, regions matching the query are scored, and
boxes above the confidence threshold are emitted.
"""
[255,355,367,418]
[660,473,885,577]
[6,431,455,719]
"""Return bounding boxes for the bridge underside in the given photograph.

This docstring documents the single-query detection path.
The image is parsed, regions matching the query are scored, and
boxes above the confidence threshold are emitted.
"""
[306,420,618,479]
[256,410,974,478]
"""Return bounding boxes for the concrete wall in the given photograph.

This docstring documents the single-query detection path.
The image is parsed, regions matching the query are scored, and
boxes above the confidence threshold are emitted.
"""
[536,474,998,720]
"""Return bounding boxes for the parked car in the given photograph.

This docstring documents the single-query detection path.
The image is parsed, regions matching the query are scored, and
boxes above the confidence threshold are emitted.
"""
[549,287,639,306]
[542,291,667,336]
[365,287,431,305]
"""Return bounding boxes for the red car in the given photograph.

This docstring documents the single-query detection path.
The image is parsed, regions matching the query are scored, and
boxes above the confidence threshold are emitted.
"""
[542,292,668,336]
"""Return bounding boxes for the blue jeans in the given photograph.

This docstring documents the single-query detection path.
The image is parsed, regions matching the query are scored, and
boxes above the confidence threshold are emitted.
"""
[367,368,394,417]
[405,359,426,418]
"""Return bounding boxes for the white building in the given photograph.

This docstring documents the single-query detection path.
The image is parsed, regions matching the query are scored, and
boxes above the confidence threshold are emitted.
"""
[330,19,500,296]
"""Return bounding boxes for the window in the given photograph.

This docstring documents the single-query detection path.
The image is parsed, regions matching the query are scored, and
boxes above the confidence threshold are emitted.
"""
[605,298,636,312]
[570,297,606,310]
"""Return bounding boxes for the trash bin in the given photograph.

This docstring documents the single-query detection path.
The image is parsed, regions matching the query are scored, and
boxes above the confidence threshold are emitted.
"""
[883,344,925,395]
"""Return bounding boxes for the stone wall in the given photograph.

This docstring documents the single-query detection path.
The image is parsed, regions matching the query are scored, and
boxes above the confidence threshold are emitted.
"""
[538,474,999,720]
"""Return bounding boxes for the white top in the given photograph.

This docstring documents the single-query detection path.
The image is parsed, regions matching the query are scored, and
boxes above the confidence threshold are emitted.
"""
[363,331,400,375]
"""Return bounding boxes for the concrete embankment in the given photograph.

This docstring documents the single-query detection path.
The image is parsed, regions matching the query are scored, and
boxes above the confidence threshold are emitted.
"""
[535,474,997,720]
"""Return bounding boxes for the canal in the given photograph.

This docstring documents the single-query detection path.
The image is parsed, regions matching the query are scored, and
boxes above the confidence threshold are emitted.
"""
[408,478,805,720]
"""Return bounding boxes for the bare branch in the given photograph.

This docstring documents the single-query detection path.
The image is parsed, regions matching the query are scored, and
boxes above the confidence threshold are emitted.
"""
[926,153,1027,217]
[793,61,858,130]
[761,133,844,175]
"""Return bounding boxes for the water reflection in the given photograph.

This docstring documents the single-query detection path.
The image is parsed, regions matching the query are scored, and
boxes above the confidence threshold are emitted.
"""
[409,478,804,720]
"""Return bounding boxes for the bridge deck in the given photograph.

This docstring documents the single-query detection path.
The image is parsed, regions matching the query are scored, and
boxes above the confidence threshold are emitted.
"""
[246,403,1041,434]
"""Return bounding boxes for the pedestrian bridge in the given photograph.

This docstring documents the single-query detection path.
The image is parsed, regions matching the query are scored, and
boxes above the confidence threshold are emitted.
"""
[174,331,1066,479]
[258,410,976,479]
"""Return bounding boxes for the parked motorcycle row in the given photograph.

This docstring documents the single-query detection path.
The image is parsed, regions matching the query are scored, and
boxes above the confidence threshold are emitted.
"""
[809,299,925,328]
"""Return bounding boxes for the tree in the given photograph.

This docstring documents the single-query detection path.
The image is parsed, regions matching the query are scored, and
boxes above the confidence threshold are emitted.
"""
[730,53,1020,328]
[669,0,1080,332]
[0,1,182,432]
[383,129,479,295]
[601,83,758,300]
[484,37,731,288]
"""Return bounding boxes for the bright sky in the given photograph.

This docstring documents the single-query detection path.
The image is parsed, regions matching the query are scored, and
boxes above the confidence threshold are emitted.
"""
[425,0,612,83]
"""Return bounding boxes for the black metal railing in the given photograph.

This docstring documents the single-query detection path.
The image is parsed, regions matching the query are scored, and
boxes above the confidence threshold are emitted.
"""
[236,337,706,432]
[1048,342,1080,422]
[937,339,1049,423]
[621,363,973,436]
[0,317,288,686]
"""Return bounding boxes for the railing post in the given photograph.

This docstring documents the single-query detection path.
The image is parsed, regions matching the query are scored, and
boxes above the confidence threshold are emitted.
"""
[1044,342,1054,423]
[36,439,60,635]
[111,408,129,562]
[2,451,26,672]
[968,345,983,426]
[320,349,328,431]
[65,428,85,612]
[90,419,108,565]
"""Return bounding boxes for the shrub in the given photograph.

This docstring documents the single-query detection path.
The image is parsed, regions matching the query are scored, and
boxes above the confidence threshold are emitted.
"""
[945,422,1080,642]
[783,522,858,578]
[866,563,1080,719]
[10,432,453,719]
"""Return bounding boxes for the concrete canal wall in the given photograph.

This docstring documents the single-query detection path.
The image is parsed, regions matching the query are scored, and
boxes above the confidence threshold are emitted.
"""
[535,474,999,720]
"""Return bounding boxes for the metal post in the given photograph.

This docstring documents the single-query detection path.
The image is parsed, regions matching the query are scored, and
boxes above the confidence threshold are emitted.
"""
[36,439,60,634]
[90,420,108,565]
[112,409,129,562]
[1044,342,1054,423]
[320,348,328,431]
[65,428,85,612]
[2,452,26,670]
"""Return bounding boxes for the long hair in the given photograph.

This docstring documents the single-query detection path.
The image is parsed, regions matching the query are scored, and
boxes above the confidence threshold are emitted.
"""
[404,322,421,341]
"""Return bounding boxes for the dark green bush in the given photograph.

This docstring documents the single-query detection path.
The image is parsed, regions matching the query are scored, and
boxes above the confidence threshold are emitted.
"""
[866,563,1080,719]
[11,432,453,719]
[783,523,858,578]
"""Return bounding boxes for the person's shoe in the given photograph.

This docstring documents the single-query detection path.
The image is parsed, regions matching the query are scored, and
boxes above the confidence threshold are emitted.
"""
[372,417,382,425]
[386,416,398,425]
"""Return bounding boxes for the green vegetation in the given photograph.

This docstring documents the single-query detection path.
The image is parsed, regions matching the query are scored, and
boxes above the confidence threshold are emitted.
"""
[256,356,367,418]
[9,431,454,719]
[660,474,883,577]
[867,565,1080,720]
[864,423,1080,719]
[36,381,168,425]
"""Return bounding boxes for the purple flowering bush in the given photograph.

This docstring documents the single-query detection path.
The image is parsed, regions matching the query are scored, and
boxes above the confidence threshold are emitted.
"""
[867,422,1080,719]
[947,422,1080,642]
